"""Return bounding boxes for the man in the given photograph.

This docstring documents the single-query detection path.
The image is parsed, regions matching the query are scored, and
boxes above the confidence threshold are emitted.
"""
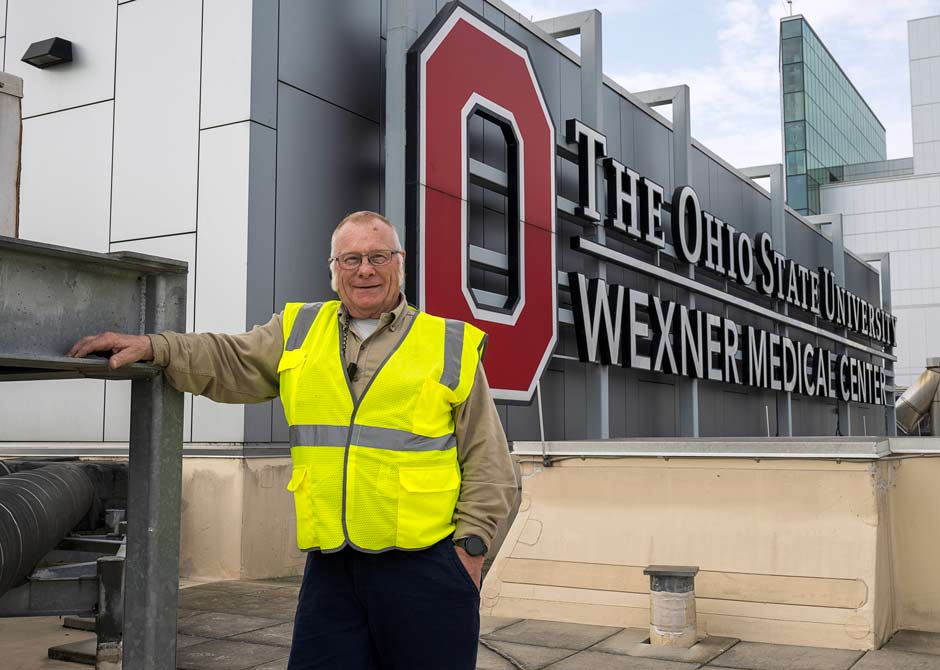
[68,211,517,670]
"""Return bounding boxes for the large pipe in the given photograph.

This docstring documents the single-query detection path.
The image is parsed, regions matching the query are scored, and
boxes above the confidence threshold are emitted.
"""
[896,359,940,435]
[0,464,94,597]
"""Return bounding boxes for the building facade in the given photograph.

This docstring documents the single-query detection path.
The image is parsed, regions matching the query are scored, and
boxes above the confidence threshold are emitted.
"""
[820,15,940,391]
[0,0,894,456]
[780,15,887,216]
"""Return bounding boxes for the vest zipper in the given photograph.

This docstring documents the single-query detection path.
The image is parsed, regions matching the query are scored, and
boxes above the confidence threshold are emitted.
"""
[338,310,417,549]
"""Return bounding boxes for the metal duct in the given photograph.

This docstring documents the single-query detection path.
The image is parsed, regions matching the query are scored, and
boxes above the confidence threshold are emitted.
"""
[896,360,940,435]
[0,464,94,597]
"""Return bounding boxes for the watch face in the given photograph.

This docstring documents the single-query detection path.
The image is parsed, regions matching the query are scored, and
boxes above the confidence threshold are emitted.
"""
[465,536,487,556]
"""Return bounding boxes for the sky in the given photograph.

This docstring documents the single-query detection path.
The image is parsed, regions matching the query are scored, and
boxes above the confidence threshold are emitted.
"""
[507,0,940,170]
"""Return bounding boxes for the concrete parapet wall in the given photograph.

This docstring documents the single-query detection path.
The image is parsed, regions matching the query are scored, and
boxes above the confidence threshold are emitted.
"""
[179,457,304,581]
[483,450,906,650]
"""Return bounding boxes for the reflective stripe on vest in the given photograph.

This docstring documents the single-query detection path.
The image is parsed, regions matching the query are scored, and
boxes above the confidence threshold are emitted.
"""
[279,300,485,553]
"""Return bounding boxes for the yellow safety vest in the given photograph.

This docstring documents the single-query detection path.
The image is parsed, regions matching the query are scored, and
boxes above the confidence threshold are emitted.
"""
[279,300,487,552]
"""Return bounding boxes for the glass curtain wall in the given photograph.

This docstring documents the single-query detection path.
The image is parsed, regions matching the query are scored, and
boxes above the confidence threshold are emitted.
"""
[780,16,886,215]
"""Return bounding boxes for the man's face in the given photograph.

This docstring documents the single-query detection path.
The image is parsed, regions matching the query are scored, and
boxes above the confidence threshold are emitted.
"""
[331,219,404,319]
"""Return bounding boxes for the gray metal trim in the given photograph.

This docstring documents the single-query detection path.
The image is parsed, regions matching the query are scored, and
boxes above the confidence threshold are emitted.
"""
[441,319,464,390]
[468,158,509,192]
[290,424,457,452]
[469,244,510,273]
[286,302,324,350]
[512,438,892,459]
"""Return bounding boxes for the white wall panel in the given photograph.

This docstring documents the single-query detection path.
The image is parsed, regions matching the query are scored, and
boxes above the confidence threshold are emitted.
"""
[911,56,940,106]
[910,17,940,61]
[201,0,251,129]
[915,141,940,175]
[1,37,5,70]
[201,0,277,130]
[0,1,6,37]
[913,103,940,143]
[104,233,196,442]
[18,101,112,252]
[4,0,115,117]
[110,0,201,242]
[191,122,253,442]
[0,379,103,441]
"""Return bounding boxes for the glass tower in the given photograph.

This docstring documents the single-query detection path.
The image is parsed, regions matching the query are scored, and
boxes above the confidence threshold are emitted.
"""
[780,16,887,215]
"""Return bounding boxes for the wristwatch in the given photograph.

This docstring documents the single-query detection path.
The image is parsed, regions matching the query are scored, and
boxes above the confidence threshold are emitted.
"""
[454,535,488,556]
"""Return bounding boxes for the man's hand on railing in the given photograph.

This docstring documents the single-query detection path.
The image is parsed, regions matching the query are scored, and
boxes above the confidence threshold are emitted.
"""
[67,332,154,369]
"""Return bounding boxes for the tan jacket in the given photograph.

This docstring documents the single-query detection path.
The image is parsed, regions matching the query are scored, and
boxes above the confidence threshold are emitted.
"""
[148,297,516,549]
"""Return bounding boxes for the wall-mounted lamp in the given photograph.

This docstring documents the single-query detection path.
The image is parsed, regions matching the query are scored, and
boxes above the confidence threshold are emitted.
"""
[21,38,73,69]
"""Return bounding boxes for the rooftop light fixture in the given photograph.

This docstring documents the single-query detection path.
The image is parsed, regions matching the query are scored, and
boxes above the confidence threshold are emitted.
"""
[21,38,73,69]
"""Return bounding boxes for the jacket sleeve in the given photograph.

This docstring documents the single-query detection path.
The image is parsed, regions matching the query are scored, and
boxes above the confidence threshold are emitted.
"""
[147,313,283,404]
[452,363,517,549]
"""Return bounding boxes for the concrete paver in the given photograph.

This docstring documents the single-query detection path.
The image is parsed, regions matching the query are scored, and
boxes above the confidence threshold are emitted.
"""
[479,615,523,636]
[175,639,288,670]
[592,628,738,663]
[477,643,524,670]
[851,649,940,669]
[707,641,865,670]
[542,649,698,669]
[176,611,283,639]
[0,616,96,670]
[230,622,295,648]
[886,630,940,656]
[483,639,581,668]
[484,619,623,650]
[250,659,290,670]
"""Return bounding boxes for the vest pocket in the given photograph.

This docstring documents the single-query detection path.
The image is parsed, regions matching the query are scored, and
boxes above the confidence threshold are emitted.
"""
[277,350,307,424]
[396,465,461,548]
[286,466,318,550]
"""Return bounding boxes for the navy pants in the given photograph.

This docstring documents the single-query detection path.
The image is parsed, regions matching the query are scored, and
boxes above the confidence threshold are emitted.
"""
[287,538,480,670]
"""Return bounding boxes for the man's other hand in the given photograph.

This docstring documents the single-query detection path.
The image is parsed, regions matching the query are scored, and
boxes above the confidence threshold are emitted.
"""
[67,332,154,370]
[454,545,483,590]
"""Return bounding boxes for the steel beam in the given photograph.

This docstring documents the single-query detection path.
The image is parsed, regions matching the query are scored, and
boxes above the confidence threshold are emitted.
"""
[124,271,186,670]
[0,237,187,669]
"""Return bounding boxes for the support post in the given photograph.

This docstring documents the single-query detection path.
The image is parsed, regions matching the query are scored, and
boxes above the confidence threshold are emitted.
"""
[383,0,417,239]
[808,213,851,434]
[856,250,897,437]
[123,272,186,670]
[634,85,698,437]
[96,557,124,670]
[537,10,609,438]
[742,164,792,436]
[0,72,23,238]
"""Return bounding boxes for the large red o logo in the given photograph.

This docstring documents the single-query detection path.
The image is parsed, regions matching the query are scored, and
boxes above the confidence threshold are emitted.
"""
[407,4,557,401]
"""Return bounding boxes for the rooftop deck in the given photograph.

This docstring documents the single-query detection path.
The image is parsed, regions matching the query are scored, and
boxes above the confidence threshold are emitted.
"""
[3,577,940,669]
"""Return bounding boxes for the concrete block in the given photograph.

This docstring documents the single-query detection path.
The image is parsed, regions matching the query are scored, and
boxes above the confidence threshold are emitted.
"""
[708,641,864,670]
[885,630,940,656]
[175,639,288,670]
[485,619,622,650]
[850,649,940,669]
[251,660,290,670]
[176,611,282,639]
[177,634,212,649]
[484,640,580,668]
[541,650,697,669]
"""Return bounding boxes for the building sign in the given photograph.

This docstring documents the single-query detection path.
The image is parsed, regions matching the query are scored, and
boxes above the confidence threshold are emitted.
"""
[407,3,896,406]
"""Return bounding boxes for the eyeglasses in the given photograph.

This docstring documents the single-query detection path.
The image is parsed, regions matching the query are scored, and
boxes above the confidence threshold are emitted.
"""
[329,249,403,269]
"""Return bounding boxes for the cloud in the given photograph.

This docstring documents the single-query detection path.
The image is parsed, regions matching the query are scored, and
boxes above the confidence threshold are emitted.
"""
[606,0,929,168]
[508,0,646,22]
